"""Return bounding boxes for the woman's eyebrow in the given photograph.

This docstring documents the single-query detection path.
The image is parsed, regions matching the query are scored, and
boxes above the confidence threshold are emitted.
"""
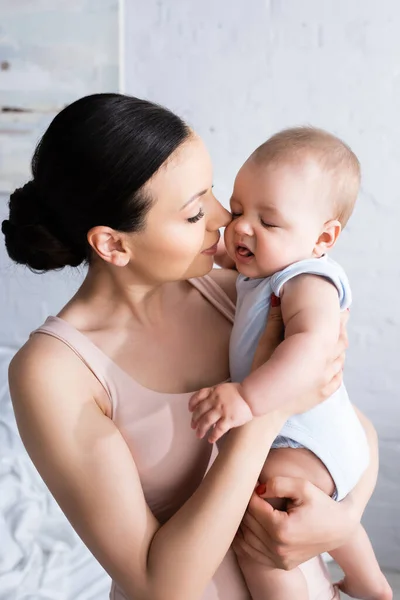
[180,189,208,210]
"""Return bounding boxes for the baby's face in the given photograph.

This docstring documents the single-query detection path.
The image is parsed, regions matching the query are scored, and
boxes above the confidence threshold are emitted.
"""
[224,158,329,278]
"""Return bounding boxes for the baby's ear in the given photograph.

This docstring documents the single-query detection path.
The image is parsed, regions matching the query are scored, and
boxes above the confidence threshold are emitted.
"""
[313,219,341,257]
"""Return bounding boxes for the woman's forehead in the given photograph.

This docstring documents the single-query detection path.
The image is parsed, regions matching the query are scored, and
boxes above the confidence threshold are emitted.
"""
[146,136,213,207]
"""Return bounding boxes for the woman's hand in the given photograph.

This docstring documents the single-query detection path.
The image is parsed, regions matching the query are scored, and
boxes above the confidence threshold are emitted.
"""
[317,307,349,400]
[233,408,379,572]
[233,476,357,570]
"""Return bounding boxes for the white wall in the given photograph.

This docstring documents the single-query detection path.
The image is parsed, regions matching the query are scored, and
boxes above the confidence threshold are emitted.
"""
[124,0,400,569]
[0,1,118,597]
[0,0,119,191]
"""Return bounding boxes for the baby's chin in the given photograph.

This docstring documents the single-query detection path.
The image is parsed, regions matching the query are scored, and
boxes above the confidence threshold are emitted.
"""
[235,260,276,279]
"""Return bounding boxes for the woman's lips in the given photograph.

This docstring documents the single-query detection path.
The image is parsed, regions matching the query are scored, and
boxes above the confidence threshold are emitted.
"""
[202,233,221,255]
[202,242,219,256]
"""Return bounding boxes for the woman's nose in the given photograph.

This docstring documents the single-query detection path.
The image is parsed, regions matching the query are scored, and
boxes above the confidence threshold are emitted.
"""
[208,196,232,230]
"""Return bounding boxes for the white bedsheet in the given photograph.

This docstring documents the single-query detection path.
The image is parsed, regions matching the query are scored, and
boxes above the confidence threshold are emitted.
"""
[0,386,111,600]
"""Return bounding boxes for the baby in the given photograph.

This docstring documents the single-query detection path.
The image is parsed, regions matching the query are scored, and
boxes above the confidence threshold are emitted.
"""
[189,127,392,600]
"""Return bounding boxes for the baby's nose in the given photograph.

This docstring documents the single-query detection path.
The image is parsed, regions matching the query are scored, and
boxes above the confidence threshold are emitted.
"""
[234,217,253,236]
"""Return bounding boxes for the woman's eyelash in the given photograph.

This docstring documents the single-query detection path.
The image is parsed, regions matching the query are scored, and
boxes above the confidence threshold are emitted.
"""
[231,212,241,219]
[187,208,205,223]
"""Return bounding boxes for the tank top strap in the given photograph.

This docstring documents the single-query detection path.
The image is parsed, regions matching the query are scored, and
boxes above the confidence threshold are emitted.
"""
[32,316,114,402]
[32,275,235,403]
[189,274,235,323]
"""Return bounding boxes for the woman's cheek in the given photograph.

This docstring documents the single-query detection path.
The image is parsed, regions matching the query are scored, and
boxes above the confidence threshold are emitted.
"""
[166,224,205,259]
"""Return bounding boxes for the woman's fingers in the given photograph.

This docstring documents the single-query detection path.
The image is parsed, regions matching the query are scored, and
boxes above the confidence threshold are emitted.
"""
[246,477,310,540]
[336,330,348,356]
[245,489,291,545]
[250,294,284,370]
[265,295,284,345]
[239,477,353,570]
[232,529,278,566]
[319,305,348,398]
[331,307,349,369]
[337,351,345,371]
[261,476,309,506]
[321,371,343,400]
[240,509,272,547]
[327,354,345,381]
[337,309,349,352]
[236,481,308,570]
[240,522,268,554]
[339,307,350,329]
[262,294,284,347]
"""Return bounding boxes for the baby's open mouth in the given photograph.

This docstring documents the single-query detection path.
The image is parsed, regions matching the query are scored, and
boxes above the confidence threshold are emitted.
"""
[236,245,254,258]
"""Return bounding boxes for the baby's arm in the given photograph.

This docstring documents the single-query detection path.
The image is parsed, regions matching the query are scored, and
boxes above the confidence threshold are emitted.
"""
[190,275,341,442]
[241,273,341,416]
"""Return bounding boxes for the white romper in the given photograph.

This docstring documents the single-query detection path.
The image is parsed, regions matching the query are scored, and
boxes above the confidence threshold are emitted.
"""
[230,256,369,500]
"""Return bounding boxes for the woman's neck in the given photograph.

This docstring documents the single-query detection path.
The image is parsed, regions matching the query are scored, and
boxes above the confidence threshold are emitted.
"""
[61,261,184,330]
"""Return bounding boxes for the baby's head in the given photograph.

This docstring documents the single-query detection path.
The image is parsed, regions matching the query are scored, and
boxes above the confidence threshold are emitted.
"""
[224,126,360,278]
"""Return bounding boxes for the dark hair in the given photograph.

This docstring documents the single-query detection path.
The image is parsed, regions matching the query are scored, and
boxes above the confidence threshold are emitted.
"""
[1,93,191,271]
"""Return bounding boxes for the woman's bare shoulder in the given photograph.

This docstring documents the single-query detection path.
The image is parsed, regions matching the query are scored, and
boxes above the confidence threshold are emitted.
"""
[208,268,238,304]
[8,332,163,600]
[9,332,109,415]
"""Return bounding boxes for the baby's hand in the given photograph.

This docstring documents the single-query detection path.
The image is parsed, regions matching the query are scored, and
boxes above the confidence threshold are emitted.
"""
[188,383,253,443]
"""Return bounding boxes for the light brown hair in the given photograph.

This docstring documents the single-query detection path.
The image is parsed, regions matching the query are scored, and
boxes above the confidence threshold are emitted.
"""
[251,126,361,228]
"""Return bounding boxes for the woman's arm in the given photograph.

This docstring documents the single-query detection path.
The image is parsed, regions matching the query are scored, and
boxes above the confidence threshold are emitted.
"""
[232,407,379,570]
[9,332,285,600]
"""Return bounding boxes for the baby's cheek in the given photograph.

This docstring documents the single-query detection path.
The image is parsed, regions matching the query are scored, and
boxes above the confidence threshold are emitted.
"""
[224,226,235,255]
[223,223,233,243]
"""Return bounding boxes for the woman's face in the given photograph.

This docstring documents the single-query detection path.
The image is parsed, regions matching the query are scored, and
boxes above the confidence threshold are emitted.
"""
[128,135,231,282]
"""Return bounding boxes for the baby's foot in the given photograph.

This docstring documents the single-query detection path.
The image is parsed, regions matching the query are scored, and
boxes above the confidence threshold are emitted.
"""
[337,572,392,600]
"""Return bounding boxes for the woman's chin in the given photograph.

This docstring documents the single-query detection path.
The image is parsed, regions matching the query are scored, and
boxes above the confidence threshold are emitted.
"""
[180,254,215,280]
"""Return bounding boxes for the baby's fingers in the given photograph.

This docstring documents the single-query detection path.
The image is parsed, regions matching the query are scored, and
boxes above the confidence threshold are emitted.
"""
[191,398,214,428]
[207,418,229,443]
[189,387,212,412]
[195,410,221,439]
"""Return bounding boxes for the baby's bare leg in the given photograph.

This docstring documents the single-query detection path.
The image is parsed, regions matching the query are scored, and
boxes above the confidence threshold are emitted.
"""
[330,525,392,600]
[260,446,337,499]
[241,448,392,600]
[238,551,308,600]
[239,447,335,600]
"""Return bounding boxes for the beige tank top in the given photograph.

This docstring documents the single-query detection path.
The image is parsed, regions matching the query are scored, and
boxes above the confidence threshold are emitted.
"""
[33,275,338,600]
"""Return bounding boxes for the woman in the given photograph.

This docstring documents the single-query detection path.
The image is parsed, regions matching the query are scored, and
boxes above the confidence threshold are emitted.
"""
[2,94,378,600]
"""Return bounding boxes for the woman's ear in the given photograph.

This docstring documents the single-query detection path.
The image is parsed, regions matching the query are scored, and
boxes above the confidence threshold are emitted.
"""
[313,219,342,258]
[87,226,131,267]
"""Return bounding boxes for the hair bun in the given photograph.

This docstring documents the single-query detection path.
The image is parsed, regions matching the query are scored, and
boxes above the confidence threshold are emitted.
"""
[1,219,16,237]
[2,181,85,271]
